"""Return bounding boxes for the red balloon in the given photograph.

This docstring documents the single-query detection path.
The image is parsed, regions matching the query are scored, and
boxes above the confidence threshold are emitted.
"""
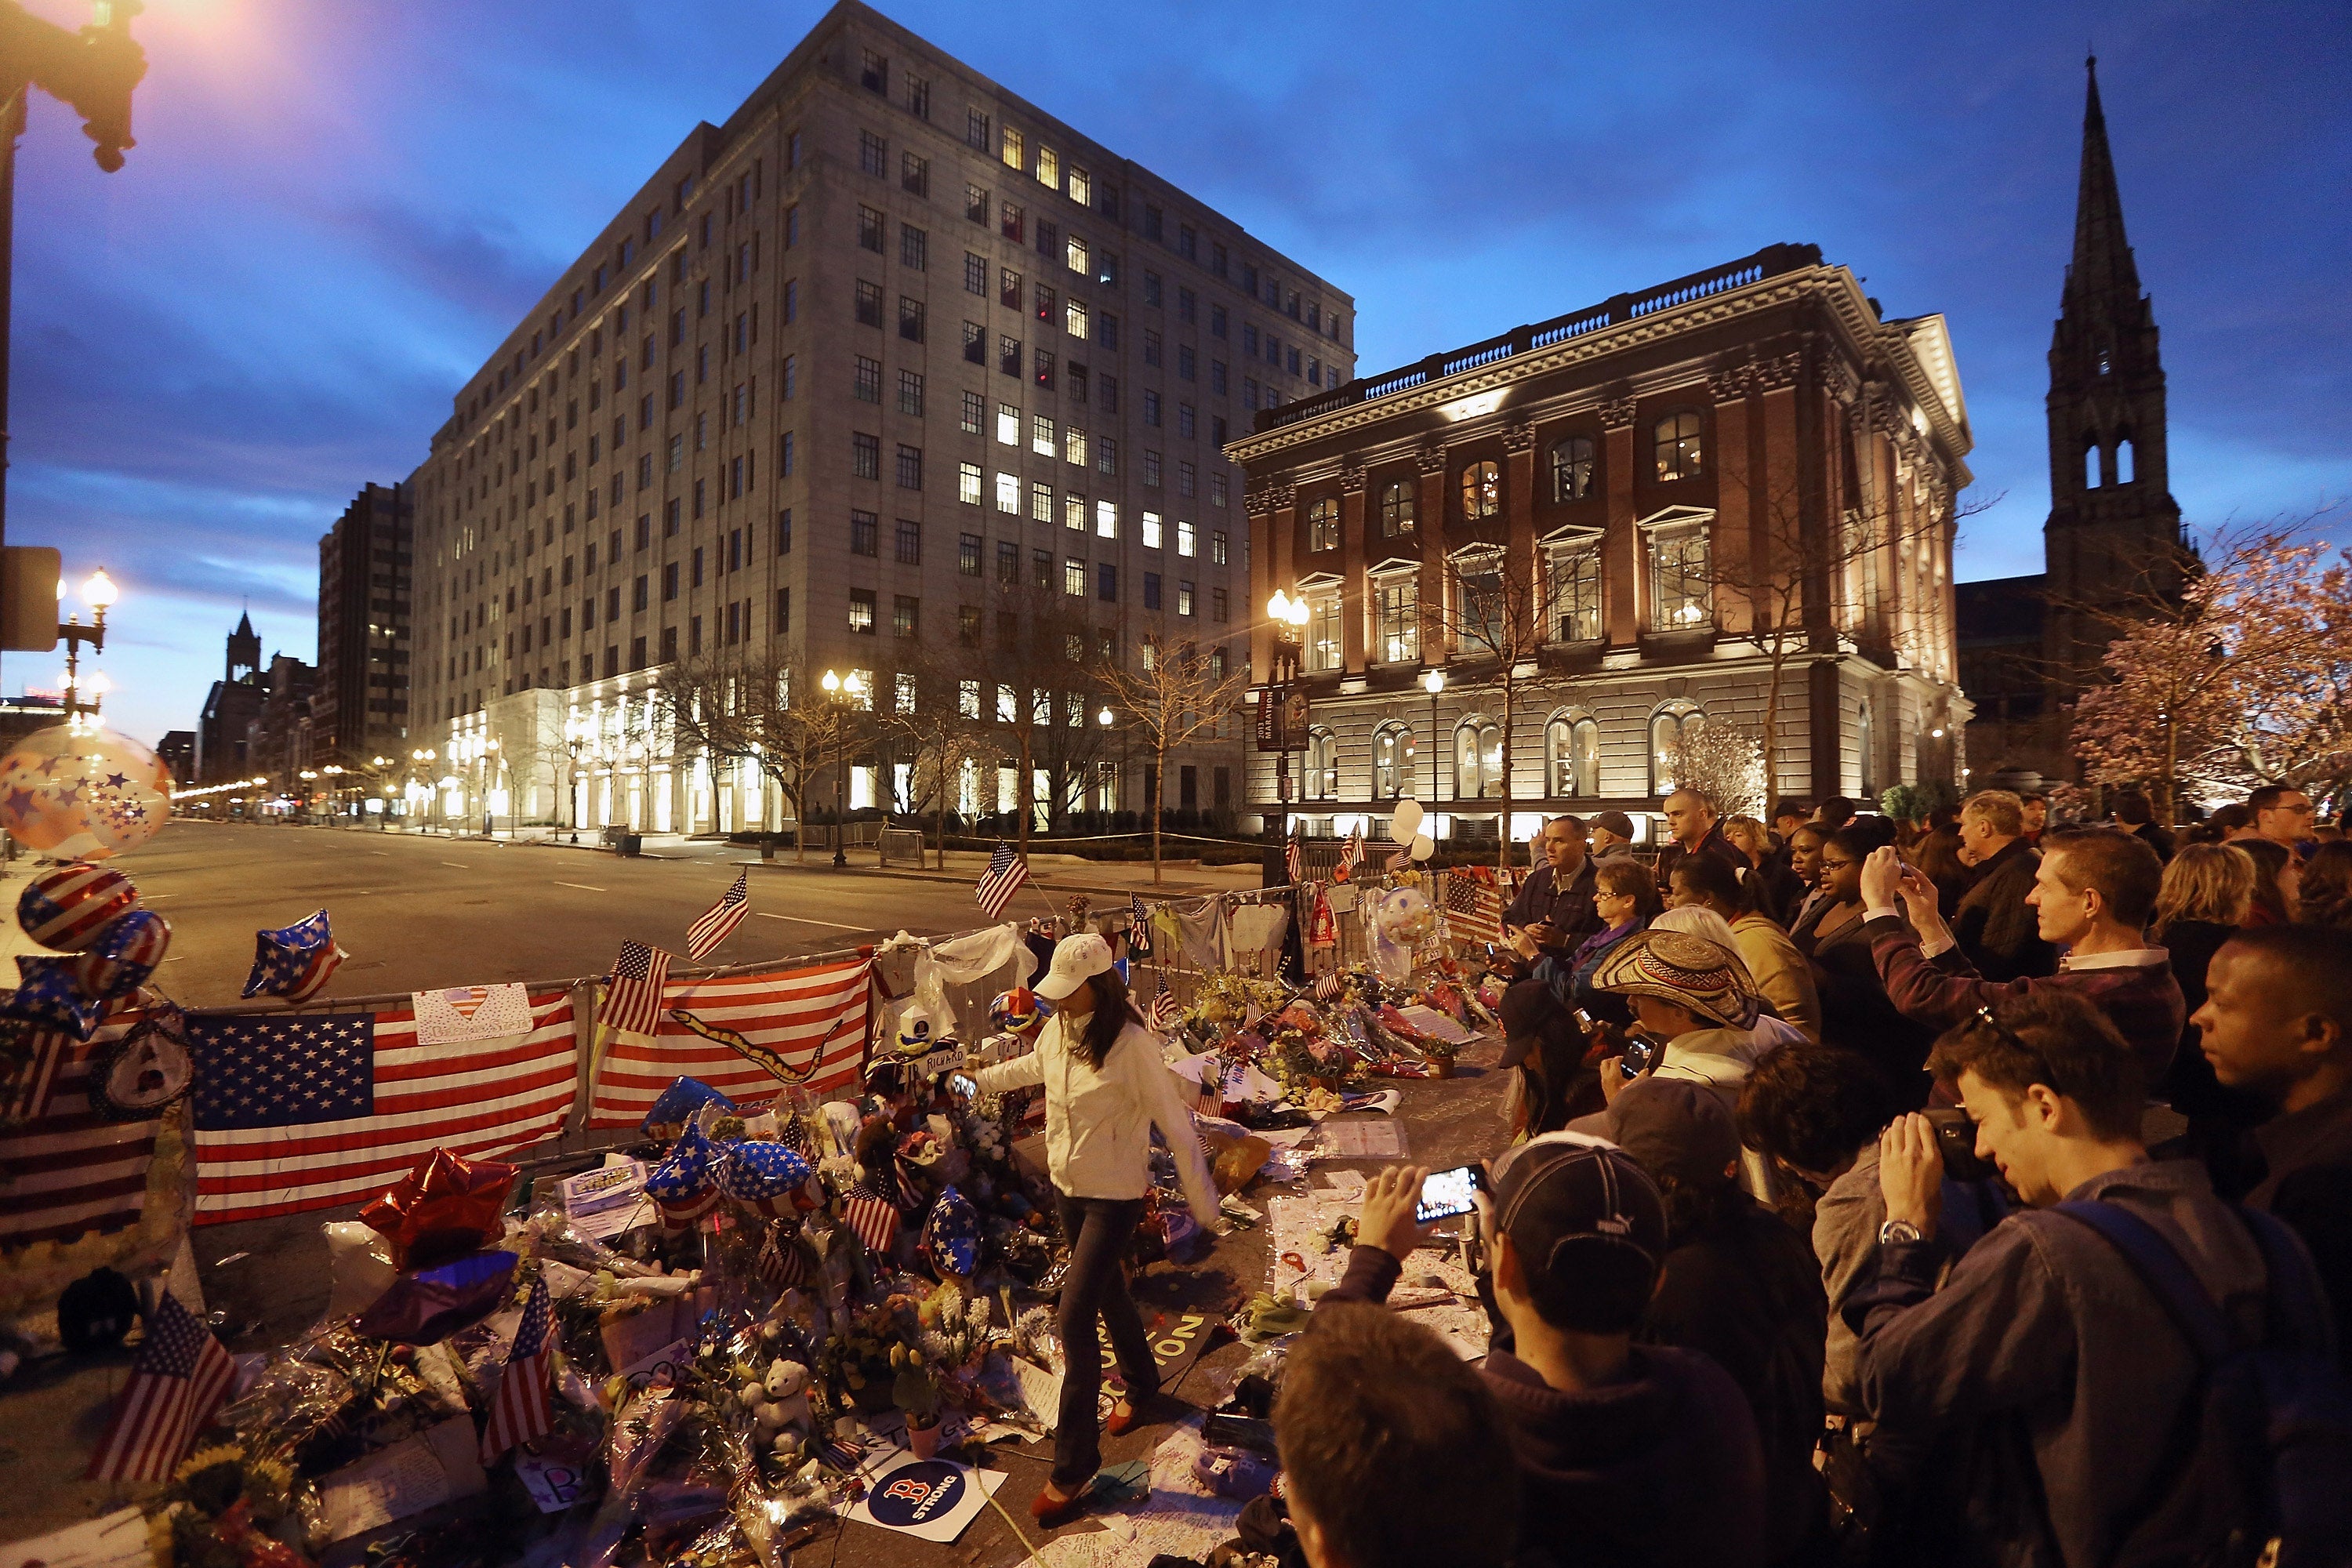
[358,1148,518,1270]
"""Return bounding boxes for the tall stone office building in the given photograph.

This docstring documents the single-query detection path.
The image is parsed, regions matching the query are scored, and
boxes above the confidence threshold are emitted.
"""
[1232,244,1971,844]
[314,481,414,775]
[406,1,1353,834]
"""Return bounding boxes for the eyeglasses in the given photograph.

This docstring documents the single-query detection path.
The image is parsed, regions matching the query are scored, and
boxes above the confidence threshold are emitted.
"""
[1820,856,1858,870]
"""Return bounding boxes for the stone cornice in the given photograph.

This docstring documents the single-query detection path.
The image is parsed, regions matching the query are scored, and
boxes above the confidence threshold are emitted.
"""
[1225,266,1973,488]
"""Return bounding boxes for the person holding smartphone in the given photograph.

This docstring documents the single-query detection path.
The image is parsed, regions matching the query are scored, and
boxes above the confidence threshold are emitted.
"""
[968,931,1220,1526]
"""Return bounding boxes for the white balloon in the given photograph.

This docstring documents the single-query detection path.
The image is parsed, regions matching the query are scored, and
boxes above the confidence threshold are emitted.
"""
[1410,832,1435,860]
[1392,798,1425,839]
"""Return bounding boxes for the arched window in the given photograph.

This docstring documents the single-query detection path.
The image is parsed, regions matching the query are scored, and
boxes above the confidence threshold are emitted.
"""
[1460,460,1501,521]
[1653,412,1704,481]
[1372,723,1411,800]
[2083,438,2101,490]
[1649,699,1704,797]
[1379,479,1417,536]
[1857,699,1877,796]
[1304,728,1338,800]
[1545,711,1599,797]
[2117,436,2136,485]
[1455,717,1502,799]
[1308,497,1340,552]
[1549,435,1595,502]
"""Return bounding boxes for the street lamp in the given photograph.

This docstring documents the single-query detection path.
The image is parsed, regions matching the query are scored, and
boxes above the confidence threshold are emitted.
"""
[1421,667,1446,809]
[1263,590,1311,845]
[821,669,861,866]
[57,568,119,728]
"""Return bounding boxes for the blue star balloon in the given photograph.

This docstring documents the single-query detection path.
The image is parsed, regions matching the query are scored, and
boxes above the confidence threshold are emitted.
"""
[242,909,345,1004]
[715,1138,816,1218]
[644,1123,721,1232]
[3,953,104,1039]
[921,1184,981,1276]
[641,1076,736,1140]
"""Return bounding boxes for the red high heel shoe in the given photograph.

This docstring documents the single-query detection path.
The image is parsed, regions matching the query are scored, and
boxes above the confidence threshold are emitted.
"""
[1030,1481,1086,1529]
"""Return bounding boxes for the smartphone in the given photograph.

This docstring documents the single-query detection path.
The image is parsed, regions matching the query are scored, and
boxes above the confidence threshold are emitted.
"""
[1921,1107,1994,1182]
[1414,1163,1486,1223]
[1202,1411,1279,1457]
[1620,1035,1658,1080]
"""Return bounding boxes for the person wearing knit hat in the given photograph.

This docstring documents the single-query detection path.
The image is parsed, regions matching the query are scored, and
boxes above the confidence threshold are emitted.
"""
[1591,930,1806,1199]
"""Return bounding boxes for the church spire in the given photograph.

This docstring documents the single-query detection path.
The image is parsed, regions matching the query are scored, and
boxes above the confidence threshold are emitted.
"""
[2064,55,2142,310]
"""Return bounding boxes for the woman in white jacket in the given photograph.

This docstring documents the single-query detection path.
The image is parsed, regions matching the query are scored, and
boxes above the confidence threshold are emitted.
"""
[970,932,1218,1525]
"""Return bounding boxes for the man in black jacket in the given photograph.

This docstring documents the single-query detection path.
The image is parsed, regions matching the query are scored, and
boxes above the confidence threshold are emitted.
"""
[1657,787,1748,899]
[1504,814,1600,960]
[1330,1147,1768,1568]
[1571,1077,1828,1564]
[1951,790,2056,982]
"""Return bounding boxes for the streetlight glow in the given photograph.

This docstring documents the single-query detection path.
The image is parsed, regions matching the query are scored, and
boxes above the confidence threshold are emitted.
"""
[1098,706,1114,727]
[1421,669,1446,696]
[1266,590,1291,622]
[821,669,840,693]
[83,569,118,609]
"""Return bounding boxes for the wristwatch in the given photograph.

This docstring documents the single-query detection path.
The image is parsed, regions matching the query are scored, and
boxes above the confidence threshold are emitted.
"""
[1878,1218,1926,1246]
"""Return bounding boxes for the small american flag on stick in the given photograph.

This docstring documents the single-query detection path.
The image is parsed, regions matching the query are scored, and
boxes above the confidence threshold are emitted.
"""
[479,1277,555,1464]
[686,869,751,960]
[1315,971,1343,1001]
[1443,872,1504,947]
[603,942,670,1039]
[975,842,1030,921]
[85,1294,236,1482]
[1340,829,1363,874]
[1146,972,1181,1033]
[844,1180,900,1255]
[1285,830,1305,885]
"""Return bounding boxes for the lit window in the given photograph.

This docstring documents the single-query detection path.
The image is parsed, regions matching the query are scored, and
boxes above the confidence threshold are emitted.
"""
[1546,713,1599,797]
[1374,573,1419,665]
[1653,412,1704,481]
[996,403,1018,445]
[1550,435,1595,501]
[1548,543,1602,642]
[1308,497,1339,552]
[1650,700,1704,796]
[1461,460,1501,521]
[1305,591,1340,670]
[1142,510,1163,549]
[1455,720,1503,799]
[993,471,1018,513]
[1648,521,1711,630]
[1030,481,1053,521]
[1096,500,1118,539]
[1065,426,1087,468]
[1380,479,1416,536]
[960,461,982,506]
[1304,728,1338,800]
[1372,724,1410,799]
[1065,558,1086,597]
[1065,494,1086,532]
[1177,520,1196,557]
[1033,413,1055,456]
[1065,299,1089,339]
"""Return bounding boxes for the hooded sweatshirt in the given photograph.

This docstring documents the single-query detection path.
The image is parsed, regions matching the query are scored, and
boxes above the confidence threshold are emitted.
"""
[1327,1246,1767,1568]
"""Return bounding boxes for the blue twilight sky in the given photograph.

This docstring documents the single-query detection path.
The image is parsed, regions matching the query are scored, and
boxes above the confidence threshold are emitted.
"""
[6,0,2348,747]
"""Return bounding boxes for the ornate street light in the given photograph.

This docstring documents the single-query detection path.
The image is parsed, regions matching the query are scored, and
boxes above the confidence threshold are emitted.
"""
[1421,666,1447,807]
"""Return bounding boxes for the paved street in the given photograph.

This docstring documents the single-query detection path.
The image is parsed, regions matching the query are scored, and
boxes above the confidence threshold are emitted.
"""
[82,821,1260,1009]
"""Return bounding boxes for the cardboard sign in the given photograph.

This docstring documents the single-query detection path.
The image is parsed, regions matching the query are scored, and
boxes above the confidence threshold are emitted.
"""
[514,1441,597,1514]
[561,1160,650,1240]
[844,1450,1006,1544]
[0,1506,150,1568]
[411,983,535,1045]
[320,1417,487,1540]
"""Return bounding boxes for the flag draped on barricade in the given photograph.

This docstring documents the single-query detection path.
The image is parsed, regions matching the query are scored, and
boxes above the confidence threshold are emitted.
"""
[188,990,578,1224]
[1,1018,160,1248]
[589,957,872,1127]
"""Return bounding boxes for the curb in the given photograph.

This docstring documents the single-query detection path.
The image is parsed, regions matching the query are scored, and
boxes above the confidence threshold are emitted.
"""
[737,858,1258,900]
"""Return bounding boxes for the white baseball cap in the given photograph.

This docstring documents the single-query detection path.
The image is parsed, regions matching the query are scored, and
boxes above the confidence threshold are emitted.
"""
[1034,931,1115,1001]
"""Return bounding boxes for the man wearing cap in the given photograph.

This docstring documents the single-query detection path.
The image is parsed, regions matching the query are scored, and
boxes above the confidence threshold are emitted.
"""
[1573,1078,1829,1564]
[1588,809,1639,862]
[1323,1147,1767,1568]
[1504,814,1602,960]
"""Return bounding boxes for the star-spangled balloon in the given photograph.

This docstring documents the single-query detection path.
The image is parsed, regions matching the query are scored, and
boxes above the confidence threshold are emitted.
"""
[242,909,346,1003]
[3,954,104,1040]
[74,909,169,1000]
[715,1138,815,1219]
[641,1076,735,1139]
[0,724,172,861]
[644,1123,721,1232]
[16,861,140,951]
[921,1184,980,1276]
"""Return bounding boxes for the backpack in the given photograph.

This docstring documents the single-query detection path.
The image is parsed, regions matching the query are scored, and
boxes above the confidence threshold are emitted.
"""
[2054,1200,2352,1568]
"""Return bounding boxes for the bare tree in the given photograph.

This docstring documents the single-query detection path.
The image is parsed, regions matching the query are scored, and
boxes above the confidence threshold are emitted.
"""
[967,576,1118,852]
[1425,536,1590,870]
[869,645,992,869]
[1098,633,1255,884]
[649,650,860,863]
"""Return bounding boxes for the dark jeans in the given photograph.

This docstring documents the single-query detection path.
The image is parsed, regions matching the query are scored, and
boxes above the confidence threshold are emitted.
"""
[1051,1191,1156,1487]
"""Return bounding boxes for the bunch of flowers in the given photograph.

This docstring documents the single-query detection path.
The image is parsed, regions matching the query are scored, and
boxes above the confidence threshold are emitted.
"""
[147,1442,322,1568]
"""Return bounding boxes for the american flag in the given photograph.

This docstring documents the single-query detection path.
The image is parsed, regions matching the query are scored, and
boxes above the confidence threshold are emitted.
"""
[85,1294,236,1482]
[1285,829,1304,885]
[588,958,872,1127]
[188,993,577,1224]
[1128,894,1151,958]
[603,941,671,1040]
[1340,829,1363,873]
[1443,872,1504,946]
[686,869,752,960]
[1315,971,1343,1001]
[479,1277,555,1464]
[975,842,1029,921]
[2,1020,158,1249]
[1145,971,1181,1033]
[757,1230,814,1291]
[844,1180,899,1255]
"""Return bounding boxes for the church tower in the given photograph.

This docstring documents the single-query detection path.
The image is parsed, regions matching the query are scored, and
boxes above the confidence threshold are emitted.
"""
[227,610,260,682]
[2042,55,2185,684]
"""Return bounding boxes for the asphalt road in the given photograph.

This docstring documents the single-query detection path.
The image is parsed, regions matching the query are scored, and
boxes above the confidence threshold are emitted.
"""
[100,821,1055,1008]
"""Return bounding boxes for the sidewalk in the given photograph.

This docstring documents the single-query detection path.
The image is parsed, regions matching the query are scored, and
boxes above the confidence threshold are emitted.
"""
[741,844,1266,898]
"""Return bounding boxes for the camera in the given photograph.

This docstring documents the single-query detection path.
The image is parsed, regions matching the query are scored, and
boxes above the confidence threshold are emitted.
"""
[1921,1106,1994,1182]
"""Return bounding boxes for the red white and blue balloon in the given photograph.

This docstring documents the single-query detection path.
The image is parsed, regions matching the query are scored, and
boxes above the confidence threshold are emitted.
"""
[243,909,346,1004]
[74,909,171,1000]
[716,1138,816,1218]
[4,954,104,1040]
[17,862,139,951]
[645,1123,722,1232]
[0,725,173,861]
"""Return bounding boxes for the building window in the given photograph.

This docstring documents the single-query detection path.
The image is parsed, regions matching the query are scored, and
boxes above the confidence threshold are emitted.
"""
[1178,580,1197,617]
[848,588,877,634]
[1210,528,1229,565]
[855,280,882,325]
[1380,479,1416,535]
[853,355,881,402]
[996,539,1018,583]
[851,431,880,479]
[1373,724,1410,800]
[850,510,878,557]
[1545,713,1599,797]
[895,517,921,564]
[1374,574,1419,665]
[1653,411,1704,481]
[1064,558,1086,597]
[899,296,925,341]
[959,532,982,576]
[1308,497,1339,552]
[1030,480,1052,521]
[959,614,981,651]
[1032,412,1056,456]
[1451,546,1505,652]
[1176,519,1196,557]
[1550,435,1595,502]
[1548,542,1602,641]
[858,203,884,249]
[1144,572,1161,610]
[994,471,1018,513]
[1304,728,1338,800]
[1460,459,1501,521]
[1455,719,1502,800]
[1096,500,1118,538]
[959,461,982,506]
[894,595,919,638]
[1305,590,1340,670]
[1648,700,1704,796]
[895,444,923,488]
[898,368,924,416]
[1142,511,1162,550]
[1648,519,1711,630]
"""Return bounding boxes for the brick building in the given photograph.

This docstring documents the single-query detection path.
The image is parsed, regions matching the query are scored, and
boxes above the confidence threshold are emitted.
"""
[405,0,1351,833]
[1230,243,1970,844]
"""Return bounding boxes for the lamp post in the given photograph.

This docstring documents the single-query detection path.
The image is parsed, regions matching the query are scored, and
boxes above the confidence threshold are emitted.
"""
[481,737,499,838]
[369,757,392,829]
[1421,666,1446,815]
[57,568,116,726]
[1262,590,1310,847]
[410,747,436,832]
[820,669,861,867]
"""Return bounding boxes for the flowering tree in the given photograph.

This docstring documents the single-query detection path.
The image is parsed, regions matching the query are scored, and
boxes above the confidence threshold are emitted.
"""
[2069,528,2352,820]
[1667,721,1767,821]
